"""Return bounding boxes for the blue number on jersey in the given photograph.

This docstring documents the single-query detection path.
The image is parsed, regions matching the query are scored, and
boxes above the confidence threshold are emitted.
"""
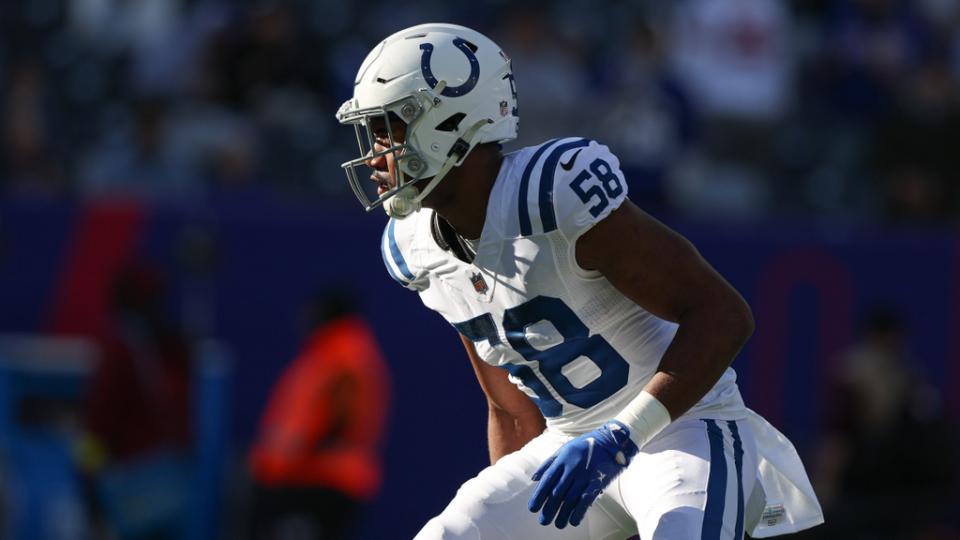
[453,296,629,417]
[453,311,563,417]
[569,158,624,217]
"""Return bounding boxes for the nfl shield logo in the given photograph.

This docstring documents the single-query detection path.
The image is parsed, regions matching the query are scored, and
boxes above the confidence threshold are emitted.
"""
[499,100,509,116]
[470,272,489,294]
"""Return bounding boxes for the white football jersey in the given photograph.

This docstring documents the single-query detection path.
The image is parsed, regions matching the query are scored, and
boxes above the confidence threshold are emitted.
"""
[382,137,746,434]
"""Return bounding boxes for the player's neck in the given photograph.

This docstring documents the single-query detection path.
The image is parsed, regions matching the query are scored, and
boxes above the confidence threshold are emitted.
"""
[430,149,502,241]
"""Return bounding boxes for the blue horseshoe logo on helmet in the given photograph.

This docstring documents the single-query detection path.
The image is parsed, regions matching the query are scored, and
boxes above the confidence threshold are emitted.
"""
[420,37,480,97]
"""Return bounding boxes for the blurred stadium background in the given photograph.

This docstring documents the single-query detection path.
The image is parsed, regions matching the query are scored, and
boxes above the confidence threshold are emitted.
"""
[0,0,958,538]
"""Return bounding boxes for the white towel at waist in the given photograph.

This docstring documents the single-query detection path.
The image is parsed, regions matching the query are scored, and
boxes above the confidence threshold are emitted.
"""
[744,408,825,537]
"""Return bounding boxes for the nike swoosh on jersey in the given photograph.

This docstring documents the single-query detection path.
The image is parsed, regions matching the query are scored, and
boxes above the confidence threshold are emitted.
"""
[559,149,583,171]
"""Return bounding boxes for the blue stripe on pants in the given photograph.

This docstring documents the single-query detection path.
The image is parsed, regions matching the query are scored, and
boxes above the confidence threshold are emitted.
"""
[702,419,727,540]
[727,421,745,540]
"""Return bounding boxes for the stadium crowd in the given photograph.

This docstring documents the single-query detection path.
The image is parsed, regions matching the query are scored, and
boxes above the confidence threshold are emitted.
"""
[2,0,959,223]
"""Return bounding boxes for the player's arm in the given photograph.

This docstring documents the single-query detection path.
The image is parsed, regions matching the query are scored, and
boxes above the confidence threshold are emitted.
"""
[528,200,753,529]
[577,200,754,425]
[461,335,545,463]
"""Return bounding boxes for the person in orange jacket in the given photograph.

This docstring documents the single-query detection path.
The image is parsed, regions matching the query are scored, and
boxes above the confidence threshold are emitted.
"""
[249,291,391,540]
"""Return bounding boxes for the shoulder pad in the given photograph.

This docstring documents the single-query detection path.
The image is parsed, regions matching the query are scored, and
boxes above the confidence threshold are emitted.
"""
[517,138,629,240]
[380,216,429,291]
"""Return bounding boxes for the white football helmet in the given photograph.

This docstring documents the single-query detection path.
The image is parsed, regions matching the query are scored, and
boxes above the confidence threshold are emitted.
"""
[336,23,519,218]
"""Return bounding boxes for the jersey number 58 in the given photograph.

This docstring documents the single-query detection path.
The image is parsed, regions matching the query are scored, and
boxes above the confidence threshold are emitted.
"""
[569,158,624,218]
[454,296,629,417]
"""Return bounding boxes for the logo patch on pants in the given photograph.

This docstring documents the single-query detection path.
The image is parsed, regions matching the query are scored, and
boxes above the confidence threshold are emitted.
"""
[762,504,785,526]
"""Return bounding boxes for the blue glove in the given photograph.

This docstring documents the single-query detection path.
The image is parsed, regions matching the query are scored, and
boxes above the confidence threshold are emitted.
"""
[528,420,639,529]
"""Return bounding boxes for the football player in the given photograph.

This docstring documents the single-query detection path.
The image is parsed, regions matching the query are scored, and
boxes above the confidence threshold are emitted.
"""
[337,23,823,539]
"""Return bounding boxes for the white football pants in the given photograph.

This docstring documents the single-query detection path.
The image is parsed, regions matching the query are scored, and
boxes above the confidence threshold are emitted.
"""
[415,416,757,540]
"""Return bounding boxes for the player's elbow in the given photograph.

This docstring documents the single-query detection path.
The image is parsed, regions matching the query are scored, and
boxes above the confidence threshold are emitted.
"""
[488,399,536,424]
[700,284,754,349]
[725,292,755,347]
[488,398,544,433]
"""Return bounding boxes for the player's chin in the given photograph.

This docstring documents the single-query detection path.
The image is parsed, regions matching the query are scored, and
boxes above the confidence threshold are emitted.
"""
[376,181,394,196]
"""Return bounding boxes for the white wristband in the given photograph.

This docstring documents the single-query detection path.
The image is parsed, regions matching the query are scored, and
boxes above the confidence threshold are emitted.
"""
[613,391,671,450]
